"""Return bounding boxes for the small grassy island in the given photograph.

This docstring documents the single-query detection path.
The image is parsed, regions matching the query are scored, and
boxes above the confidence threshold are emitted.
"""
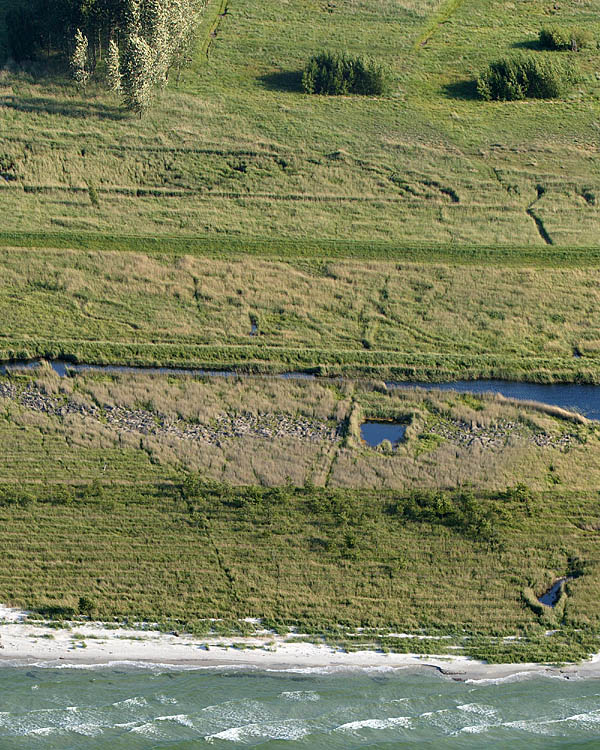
[0,0,600,667]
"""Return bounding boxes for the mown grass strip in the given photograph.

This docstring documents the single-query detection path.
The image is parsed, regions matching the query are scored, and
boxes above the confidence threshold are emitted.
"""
[2,231,600,267]
[196,0,229,61]
[414,0,467,50]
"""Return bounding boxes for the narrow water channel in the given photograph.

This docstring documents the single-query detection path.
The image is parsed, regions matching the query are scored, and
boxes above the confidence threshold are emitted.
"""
[388,380,600,420]
[1,360,599,420]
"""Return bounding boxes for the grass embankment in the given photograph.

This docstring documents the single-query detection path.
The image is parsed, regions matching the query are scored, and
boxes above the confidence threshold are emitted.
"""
[1,479,599,663]
[1,248,600,382]
[0,0,598,243]
[1,367,599,492]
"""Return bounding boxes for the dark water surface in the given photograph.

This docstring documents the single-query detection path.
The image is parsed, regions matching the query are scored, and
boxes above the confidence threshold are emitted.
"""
[360,422,407,447]
[0,666,599,748]
[538,578,572,608]
[1,361,599,419]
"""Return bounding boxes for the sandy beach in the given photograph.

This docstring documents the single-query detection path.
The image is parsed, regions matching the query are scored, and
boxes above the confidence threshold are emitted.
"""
[0,605,598,681]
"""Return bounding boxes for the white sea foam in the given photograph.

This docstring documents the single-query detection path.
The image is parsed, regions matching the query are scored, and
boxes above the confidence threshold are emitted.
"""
[205,720,311,742]
[457,703,498,720]
[335,716,411,732]
[130,722,164,737]
[23,659,259,672]
[460,724,491,734]
[29,726,59,736]
[155,714,195,727]
[0,707,104,737]
[567,710,600,723]
[504,710,600,735]
[465,670,549,686]
[112,696,148,708]
[156,693,178,705]
[69,722,104,736]
[279,690,320,702]
[268,664,400,675]
[418,706,474,735]
[201,698,272,726]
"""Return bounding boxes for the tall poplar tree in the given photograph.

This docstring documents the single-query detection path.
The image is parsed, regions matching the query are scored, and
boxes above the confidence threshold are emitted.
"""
[106,38,122,92]
[71,29,90,89]
[119,0,200,115]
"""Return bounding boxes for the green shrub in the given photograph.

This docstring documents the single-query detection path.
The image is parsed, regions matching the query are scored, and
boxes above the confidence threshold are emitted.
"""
[302,52,388,95]
[539,26,594,51]
[87,184,100,209]
[78,595,95,617]
[477,53,577,101]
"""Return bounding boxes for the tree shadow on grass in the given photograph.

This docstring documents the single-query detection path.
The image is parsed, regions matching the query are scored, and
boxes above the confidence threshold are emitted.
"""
[442,78,479,101]
[0,95,127,120]
[258,70,304,92]
[512,39,542,51]
[30,605,76,619]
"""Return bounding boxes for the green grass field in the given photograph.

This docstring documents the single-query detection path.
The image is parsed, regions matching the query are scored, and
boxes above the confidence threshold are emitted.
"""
[0,0,598,244]
[2,248,600,381]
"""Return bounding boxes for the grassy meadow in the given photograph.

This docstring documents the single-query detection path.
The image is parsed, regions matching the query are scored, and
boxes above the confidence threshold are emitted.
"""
[2,248,600,381]
[1,0,600,663]
[0,0,598,244]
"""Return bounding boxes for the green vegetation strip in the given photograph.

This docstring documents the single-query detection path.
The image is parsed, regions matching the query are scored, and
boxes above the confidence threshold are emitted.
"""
[1,339,598,383]
[0,481,598,663]
[3,232,600,266]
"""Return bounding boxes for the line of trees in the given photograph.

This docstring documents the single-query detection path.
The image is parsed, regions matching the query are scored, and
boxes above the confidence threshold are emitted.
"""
[6,0,203,114]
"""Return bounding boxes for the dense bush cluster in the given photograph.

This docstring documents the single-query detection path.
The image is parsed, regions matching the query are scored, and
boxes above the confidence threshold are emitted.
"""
[302,52,387,95]
[539,26,594,51]
[477,53,576,101]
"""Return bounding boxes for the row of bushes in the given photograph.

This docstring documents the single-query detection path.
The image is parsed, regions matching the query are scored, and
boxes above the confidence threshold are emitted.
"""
[301,51,575,102]
[477,53,579,101]
[477,24,593,101]
[302,22,593,102]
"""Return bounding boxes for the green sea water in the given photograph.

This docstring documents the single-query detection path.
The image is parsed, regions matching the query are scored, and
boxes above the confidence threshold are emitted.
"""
[0,665,599,748]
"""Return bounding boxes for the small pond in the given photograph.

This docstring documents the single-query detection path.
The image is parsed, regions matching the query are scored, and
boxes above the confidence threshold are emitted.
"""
[538,577,571,607]
[360,421,407,448]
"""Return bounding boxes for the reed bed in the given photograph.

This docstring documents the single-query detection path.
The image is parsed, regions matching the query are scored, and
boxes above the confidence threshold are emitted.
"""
[0,369,597,491]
